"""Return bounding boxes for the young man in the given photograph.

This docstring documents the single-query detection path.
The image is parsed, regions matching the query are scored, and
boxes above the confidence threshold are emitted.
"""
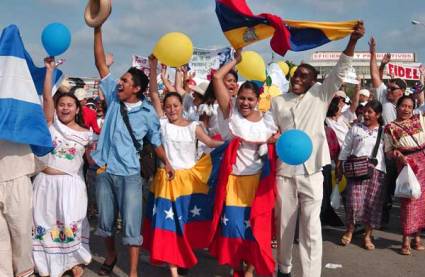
[92,24,174,277]
[271,22,365,277]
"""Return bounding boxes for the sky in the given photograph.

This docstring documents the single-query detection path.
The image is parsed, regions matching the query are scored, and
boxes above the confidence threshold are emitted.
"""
[1,0,424,78]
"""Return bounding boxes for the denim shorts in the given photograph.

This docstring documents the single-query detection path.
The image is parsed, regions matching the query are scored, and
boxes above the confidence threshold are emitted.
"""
[95,172,144,246]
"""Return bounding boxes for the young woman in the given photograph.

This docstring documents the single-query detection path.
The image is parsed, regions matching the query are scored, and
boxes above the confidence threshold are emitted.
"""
[384,95,425,255]
[32,57,92,277]
[337,100,386,250]
[209,49,278,277]
[142,56,224,277]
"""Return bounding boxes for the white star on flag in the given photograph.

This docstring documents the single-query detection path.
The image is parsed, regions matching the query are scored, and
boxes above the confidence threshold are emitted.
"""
[244,220,251,229]
[221,215,229,226]
[164,207,174,220]
[190,205,202,217]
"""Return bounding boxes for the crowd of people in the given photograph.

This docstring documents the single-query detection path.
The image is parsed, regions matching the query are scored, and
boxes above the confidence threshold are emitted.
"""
[1,17,425,277]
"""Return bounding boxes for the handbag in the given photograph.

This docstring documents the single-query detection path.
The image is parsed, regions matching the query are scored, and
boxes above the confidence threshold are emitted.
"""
[119,102,158,179]
[343,126,382,180]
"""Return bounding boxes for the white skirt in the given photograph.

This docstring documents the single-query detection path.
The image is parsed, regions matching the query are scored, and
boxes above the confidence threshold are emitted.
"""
[32,173,91,277]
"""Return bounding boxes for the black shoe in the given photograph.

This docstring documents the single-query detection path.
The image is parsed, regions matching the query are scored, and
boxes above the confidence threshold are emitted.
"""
[177,267,189,276]
[277,271,291,277]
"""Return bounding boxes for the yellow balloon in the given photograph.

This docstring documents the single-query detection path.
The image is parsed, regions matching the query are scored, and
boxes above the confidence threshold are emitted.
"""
[264,85,281,97]
[277,61,289,76]
[258,85,281,112]
[236,51,266,81]
[289,66,298,77]
[331,170,347,193]
[153,32,193,67]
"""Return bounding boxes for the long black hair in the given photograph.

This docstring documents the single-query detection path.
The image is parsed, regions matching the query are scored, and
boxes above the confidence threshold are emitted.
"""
[364,100,384,126]
[326,97,341,117]
[54,92,86,128]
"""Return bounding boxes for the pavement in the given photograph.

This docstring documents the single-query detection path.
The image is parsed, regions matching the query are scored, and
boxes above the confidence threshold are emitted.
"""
[63,202,425,277]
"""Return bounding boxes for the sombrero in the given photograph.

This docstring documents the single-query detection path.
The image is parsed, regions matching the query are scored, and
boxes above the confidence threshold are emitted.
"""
[84,0,112,28]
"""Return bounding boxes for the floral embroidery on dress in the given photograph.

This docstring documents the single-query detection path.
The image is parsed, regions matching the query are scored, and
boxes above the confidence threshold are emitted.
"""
[50,136,78,160]
[33,225,47,241]
[50,221,79,243]
[385,115,423,142]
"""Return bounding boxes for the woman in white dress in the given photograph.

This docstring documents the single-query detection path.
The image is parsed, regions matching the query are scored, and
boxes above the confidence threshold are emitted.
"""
[32,58,92,277]
[143,56,224,277]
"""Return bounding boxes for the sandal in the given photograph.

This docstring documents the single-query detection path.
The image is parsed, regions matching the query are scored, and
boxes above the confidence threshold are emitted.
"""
[412,240,425,251]
[400,245,412,256]
[340,232,352,246]
[363,236,375,250]
[97,257,117,276]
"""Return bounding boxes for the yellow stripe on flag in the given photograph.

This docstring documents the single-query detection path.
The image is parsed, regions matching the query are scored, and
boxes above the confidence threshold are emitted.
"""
[283,19,358,41]
[224,24,275,49]
[225,174,261,207]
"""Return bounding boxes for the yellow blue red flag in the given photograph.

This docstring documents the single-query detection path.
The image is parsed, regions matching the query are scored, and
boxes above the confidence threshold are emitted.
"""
[215,0,359,56]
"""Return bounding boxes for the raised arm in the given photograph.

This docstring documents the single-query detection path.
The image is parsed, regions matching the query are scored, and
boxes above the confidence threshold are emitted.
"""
[195,125,224,148]
[321,22,364,103]
[43,57,56,125]
[379,53,391,80]
[94,26,110,79]
[148,55,164,117]
[369,37,382,89]
[350,80,361,113]
[160,65,176,93]
[174,67,187,95]
[213,48,242,118]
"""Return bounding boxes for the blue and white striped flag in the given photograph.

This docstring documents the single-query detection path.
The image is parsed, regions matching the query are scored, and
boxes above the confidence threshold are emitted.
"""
[0,24,62,156]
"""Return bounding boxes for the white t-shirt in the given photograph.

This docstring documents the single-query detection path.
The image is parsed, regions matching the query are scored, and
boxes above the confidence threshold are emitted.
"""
[375,83,396,124]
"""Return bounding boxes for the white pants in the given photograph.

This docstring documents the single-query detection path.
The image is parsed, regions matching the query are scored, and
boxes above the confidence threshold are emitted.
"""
[275,172,323,277]
[0,176,34,277]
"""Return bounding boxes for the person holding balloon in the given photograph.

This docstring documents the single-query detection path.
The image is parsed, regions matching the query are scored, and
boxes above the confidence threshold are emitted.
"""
[208,48,279,277]
[91,24,174,277]
[271,21,365,277]
[32,57,93,277]
[336,100,386,250]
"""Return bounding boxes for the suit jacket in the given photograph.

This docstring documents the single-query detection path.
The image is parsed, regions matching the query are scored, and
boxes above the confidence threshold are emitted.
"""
[271,53,352,177]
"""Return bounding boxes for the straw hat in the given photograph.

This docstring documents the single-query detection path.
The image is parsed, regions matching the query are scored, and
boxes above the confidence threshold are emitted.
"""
[84,0,112,28]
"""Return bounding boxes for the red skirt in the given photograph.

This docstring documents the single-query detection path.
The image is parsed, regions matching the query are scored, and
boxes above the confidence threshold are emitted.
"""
[400,151,425,235]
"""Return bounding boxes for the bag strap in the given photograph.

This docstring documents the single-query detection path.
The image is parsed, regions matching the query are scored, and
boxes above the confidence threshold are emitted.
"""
[371,126,383,159]
[119,102,142,153]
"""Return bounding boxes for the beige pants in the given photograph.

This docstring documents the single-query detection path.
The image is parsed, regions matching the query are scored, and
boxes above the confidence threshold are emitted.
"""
[0,176,34,277]
[275,172,323,277]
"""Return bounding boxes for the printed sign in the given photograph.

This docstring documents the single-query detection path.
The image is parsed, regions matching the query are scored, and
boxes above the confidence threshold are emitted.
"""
[386,63,422,80]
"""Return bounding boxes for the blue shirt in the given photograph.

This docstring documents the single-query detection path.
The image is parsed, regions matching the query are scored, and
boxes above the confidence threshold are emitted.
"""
[91,74,161,176]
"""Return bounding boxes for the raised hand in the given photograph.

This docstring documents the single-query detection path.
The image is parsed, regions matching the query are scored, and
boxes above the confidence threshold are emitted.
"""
[44,56,56,71]
[350,21,365,41]
[368,37,376,54]
[382,53,391,65]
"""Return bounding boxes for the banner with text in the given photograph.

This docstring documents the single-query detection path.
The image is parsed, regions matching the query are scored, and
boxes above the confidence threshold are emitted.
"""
[386,63,422,80]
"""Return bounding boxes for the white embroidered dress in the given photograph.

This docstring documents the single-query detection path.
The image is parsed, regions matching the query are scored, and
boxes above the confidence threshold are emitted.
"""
[32,117,92,277]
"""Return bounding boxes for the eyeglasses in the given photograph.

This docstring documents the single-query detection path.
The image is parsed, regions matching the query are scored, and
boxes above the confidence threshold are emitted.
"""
[387,86,401,92]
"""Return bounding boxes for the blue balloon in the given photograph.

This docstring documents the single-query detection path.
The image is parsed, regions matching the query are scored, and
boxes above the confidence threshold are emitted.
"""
[41,23,71,56]
[276,129,313,165]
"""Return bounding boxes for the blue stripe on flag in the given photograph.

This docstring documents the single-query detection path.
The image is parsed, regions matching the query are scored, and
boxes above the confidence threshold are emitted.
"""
[220,206,254,240]
[0,98,52,156]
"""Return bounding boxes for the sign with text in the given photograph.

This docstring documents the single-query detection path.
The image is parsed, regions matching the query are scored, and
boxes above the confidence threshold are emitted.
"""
[311,52,415,62]
[386,63,422,80]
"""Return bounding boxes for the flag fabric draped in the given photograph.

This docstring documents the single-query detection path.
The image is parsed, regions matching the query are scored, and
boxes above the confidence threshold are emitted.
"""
[0,24,62,156]
[142,142,228,268]
[215,0,358,56]
[208,138,277,276]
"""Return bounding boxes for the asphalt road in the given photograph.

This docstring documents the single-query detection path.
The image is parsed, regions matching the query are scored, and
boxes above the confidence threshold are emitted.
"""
[63,203,425,277]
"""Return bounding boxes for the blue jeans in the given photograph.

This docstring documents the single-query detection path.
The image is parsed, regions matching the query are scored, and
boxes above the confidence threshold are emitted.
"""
[95,172,144,245]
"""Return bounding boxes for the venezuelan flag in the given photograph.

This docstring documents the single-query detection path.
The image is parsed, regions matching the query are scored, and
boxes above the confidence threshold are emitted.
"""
[208,138,277,276]
[142,143,227,268]
[216,0,358,56]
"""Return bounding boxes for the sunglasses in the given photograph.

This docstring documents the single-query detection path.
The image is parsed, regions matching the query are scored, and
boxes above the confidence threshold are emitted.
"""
[387,86,401,92]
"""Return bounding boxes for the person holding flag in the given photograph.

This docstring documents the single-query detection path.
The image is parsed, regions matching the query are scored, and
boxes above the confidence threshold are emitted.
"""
[271,22,365,277]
